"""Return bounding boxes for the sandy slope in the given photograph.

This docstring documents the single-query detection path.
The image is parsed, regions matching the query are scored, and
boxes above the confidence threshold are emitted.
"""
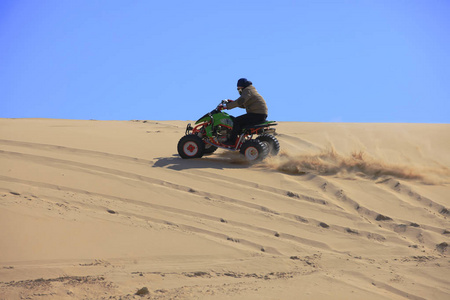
[0,118,449,300]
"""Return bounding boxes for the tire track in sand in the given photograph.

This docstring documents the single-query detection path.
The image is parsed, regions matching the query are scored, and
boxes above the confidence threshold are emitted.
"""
[0,139,153,165]
[0,175,331,255]
[1,150,393,250]
[3,142,436,252]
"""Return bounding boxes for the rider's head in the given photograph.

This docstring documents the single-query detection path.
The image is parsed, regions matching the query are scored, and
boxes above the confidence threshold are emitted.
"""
[237,78,252,95]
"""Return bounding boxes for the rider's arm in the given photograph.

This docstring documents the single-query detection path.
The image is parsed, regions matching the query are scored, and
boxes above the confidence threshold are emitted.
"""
[227,89,251,109]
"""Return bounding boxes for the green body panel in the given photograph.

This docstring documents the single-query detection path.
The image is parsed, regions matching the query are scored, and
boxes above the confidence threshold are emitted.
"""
[195,111,233,138]
[195,115,211,124]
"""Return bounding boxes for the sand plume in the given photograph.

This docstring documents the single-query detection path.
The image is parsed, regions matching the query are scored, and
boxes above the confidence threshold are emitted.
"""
[261,147,450,184]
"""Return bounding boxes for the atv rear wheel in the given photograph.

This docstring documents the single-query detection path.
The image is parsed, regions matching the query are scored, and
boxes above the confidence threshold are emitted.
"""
[256,134,280,156]
[178,134,205,159]
[240,139,269,162]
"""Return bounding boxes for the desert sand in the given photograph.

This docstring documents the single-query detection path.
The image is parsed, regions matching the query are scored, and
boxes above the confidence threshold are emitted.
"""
[0,118,449,300]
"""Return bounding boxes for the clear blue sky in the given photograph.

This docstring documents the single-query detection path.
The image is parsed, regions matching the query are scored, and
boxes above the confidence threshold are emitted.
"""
[1,0,449,123]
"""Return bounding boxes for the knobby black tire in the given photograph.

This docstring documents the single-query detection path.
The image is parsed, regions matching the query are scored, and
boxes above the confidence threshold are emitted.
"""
[239,139,269,162]
[256,134,280,156]
[177,134,205,159]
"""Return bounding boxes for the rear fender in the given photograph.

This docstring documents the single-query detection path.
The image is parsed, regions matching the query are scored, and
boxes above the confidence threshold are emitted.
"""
[244,124,277,135]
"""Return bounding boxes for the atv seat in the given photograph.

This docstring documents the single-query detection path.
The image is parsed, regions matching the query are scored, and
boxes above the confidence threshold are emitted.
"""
[242,121,277,130]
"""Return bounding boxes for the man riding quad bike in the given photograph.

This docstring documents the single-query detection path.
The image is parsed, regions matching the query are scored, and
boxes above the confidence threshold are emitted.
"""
[177,78,279,162]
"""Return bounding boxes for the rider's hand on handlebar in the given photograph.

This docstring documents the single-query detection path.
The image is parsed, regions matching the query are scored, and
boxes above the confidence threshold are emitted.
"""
[218,99,234,110]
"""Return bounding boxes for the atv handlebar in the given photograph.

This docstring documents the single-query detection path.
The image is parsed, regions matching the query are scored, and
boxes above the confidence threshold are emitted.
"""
[217,99,234,111]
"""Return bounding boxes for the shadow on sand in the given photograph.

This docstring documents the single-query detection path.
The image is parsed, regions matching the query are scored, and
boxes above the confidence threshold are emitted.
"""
[153,153,250,171]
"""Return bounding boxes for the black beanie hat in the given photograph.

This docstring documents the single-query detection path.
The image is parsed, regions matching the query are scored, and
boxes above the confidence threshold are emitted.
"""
[237,78,252,88]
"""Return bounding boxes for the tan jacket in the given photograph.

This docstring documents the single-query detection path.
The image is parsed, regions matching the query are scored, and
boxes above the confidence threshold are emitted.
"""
[227,85,268,115]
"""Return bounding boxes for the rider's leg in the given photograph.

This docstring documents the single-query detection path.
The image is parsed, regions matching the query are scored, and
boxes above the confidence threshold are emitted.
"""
[227,113,267,144]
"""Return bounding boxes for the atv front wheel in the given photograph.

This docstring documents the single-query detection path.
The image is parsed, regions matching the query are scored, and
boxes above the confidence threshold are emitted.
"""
[178,134,205,159]
[240,139,269,162]
[256,134,280,156]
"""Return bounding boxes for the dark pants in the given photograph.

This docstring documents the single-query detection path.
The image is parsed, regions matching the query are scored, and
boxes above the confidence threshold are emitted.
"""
[229,113,267,143]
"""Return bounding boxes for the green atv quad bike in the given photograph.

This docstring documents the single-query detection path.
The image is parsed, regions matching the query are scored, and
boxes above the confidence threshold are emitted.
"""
[177,100,280,162]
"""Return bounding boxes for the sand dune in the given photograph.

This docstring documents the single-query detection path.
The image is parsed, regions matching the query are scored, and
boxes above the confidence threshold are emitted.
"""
[0,118,449,299]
